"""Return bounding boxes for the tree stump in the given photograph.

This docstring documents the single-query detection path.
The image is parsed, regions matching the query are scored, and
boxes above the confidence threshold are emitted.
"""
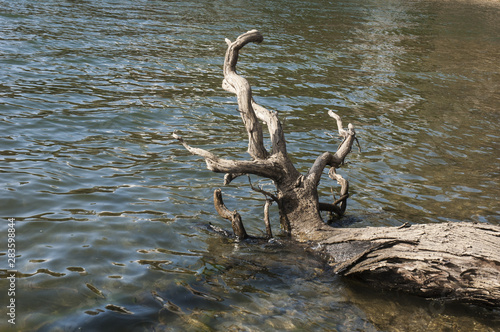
[173,30,500,308]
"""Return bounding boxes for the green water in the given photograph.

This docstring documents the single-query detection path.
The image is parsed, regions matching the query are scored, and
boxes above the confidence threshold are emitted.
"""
[1,0,499,330]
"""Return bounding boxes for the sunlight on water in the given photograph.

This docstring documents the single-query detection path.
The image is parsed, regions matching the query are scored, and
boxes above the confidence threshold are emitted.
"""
[0,0,499,330]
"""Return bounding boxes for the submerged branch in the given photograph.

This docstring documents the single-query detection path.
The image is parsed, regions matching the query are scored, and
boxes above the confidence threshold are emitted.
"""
[264,199,273,239]
[213,189,247,240]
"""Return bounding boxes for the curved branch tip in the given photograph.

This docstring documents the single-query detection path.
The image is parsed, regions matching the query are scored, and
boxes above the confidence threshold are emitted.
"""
[328,109,340,120]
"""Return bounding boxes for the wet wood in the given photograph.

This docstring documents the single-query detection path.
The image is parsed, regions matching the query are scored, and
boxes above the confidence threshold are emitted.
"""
[213,189,247,240]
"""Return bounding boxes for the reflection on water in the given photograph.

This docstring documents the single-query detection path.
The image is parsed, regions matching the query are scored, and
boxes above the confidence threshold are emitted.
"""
[1,0,499,330]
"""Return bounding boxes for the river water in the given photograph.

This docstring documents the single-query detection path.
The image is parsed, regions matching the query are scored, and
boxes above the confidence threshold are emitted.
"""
[1,0,499,331]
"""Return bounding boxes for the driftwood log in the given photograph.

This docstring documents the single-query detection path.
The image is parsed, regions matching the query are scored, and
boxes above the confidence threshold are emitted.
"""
[174,30,500,308]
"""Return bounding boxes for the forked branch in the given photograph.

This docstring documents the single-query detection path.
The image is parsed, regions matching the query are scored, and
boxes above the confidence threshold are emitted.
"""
[222,30,288,159]
[311,110,356,217]
[172,133,282,180]
[307,110,357,187]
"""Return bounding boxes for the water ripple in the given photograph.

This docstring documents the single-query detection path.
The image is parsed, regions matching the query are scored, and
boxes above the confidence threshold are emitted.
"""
[1,0,499,330]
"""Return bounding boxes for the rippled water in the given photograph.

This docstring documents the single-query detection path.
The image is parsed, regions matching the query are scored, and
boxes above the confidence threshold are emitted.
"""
[1,0,499,331]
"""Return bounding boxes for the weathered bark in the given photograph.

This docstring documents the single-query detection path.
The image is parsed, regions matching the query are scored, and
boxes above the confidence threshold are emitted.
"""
[173,30,500,308]
[316,222,500,308]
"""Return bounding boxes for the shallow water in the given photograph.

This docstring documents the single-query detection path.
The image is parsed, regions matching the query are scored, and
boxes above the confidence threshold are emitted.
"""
[1,0,499,331]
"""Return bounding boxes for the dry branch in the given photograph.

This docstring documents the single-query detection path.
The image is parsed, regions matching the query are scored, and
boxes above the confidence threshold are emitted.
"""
[222,30,268,160]
[172,133,282,180]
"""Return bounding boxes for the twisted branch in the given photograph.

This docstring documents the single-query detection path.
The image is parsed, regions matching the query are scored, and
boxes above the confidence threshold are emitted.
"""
[306,110,357,188]
[172,133,282,180]
[222,30,268,160]
[310,110,357,216]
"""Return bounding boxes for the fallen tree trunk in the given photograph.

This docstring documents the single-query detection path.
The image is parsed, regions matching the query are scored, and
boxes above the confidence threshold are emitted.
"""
[173,30,500,308]
[317,222,500,307]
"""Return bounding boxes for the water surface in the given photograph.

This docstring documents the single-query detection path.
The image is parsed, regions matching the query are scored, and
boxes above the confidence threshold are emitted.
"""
[1,0,499,330]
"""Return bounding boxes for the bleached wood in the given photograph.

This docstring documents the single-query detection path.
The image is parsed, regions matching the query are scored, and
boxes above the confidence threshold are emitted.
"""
[173,30,500,307]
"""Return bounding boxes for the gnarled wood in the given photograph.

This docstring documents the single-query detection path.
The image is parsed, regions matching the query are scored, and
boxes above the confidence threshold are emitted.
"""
[173,30,354,236]
[222,30,268,160]
[173,30,500,308]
